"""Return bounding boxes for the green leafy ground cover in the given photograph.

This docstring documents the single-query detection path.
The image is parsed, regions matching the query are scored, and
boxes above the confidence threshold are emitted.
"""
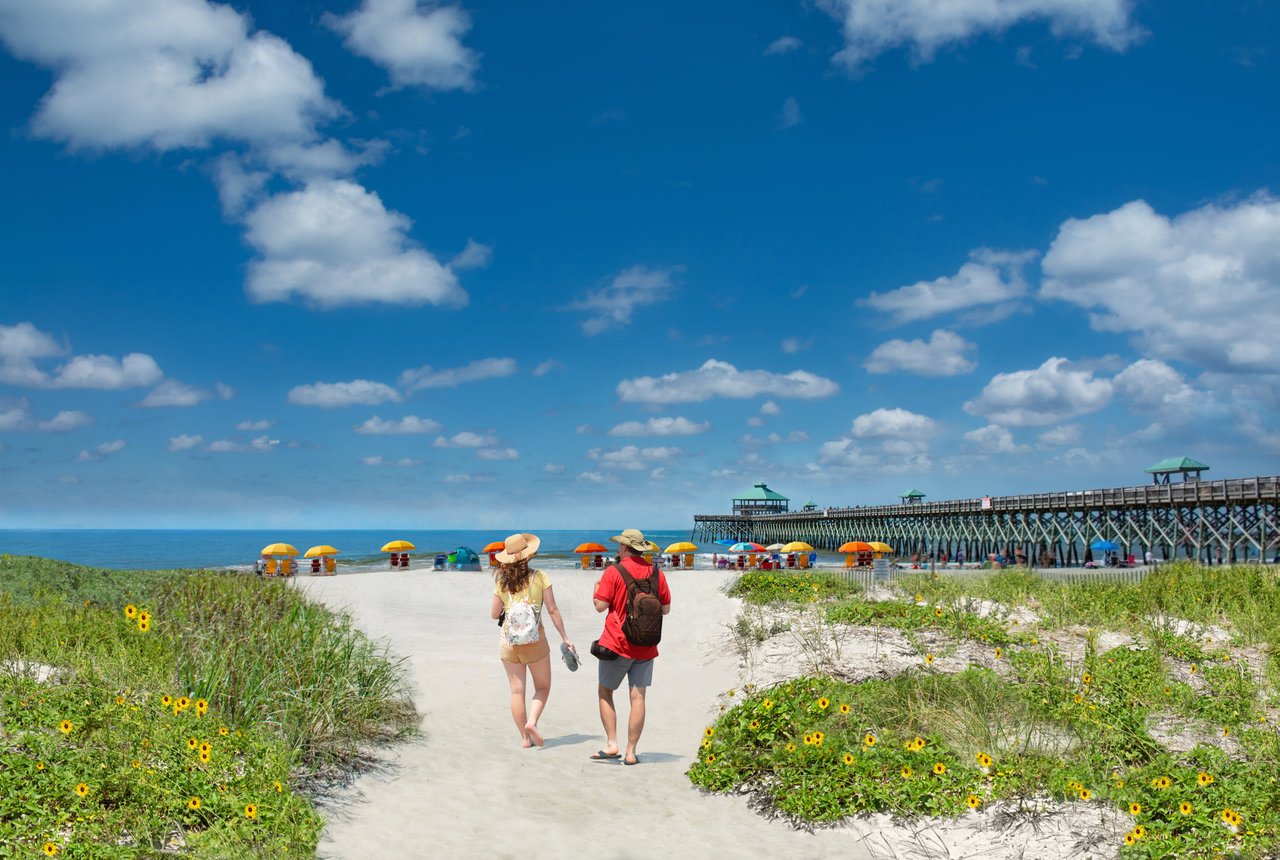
[0,556,417,858]
[696,564,1280,858]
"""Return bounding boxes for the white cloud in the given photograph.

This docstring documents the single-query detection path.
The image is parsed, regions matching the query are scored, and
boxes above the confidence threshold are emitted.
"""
[394,457,424,467]
[608,416,709,437]
[577,471,617,484]
[361,455,385,466]
[1,323,165,390]
[214,382,234,400]
[964,424,1029,454]
[788,430,809,442]
[851,407,938,439]
[1041,195,1280,373]
[1112,359,1198,413]
[745,416,765,427]
[779,97,802,129]
[764,35,803,55]
[865,329,977,376]
[433,430,497,448]
[139,379,210,407]
[532,359,563,377]
[760,401,781,416]
[477,447,518,460]
[861,249,1036,325]
[354,415,443,434]
[449,239,492,270]
[77,439,126,462]
[236,419,274,431]
[288,379,402,407]
[398,357,516,390]
[570,265,679,335]
[207,435,278,453]
[780,337,811,353]
[0,0,338,151]
[617,359,838,404]
[243,179,466,309]
[816,0,1142,70]
[0,322,64,385]
[543,463,565,473]
[324,0,478,91]
[1037,424,1081,448]
[964,357,1114,427]
[587,445,683,471]
[168,433,204,451]
[37,410,92,432]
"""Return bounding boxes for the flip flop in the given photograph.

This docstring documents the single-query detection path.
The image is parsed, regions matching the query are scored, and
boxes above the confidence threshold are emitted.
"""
[590,750,621,761]
[623,756,640,766]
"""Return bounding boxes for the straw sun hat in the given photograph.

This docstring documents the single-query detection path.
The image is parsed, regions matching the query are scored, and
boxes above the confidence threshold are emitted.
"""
[495,533,540,564]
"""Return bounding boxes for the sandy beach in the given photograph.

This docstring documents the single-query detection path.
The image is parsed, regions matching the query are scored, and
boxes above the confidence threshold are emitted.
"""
[297,563,1127,860]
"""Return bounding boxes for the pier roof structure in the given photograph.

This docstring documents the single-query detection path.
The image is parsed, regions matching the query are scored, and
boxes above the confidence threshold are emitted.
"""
[1145,457,1209,483]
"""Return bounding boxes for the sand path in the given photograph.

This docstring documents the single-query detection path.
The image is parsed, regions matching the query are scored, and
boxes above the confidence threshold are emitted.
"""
[297,565,878,860]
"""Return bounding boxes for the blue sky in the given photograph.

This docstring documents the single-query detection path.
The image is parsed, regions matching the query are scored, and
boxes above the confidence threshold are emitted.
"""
[1,0,1277,530]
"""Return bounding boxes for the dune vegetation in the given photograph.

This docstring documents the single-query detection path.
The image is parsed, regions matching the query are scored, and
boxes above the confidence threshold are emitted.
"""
[0,556,417,858]
[691,563,1280,858]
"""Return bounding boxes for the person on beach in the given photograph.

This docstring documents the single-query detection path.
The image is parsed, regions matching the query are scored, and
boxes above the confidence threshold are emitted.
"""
[590,528,672,766]
[490,533,574,748]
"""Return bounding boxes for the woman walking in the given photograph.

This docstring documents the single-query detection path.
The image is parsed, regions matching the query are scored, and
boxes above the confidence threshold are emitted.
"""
[491,533,574,747]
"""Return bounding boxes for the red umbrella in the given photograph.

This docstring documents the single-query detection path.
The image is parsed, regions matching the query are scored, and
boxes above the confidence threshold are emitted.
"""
[574,542,607,554]
[839,541,873,553]
[483,540,506,553]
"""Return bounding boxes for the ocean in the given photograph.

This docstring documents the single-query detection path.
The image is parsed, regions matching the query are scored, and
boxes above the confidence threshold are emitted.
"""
[0,529,697,571]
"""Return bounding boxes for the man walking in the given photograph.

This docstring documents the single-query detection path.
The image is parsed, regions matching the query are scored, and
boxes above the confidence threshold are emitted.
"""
[590,528,671,766]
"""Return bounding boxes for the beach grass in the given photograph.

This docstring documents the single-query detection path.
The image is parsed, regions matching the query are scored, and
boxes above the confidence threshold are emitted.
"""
[692,562,1280,858]
[0,555,417,858]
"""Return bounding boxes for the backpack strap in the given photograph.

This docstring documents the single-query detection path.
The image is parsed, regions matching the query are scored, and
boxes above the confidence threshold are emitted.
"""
[612,561,657,592]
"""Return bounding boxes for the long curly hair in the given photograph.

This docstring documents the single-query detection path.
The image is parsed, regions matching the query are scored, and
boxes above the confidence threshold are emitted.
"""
[495,558,533,594]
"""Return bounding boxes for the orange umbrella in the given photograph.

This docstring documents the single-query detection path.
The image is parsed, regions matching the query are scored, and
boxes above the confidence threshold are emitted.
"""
[574,542,607,553]
[839,541,873,553]
[483,540,506,553]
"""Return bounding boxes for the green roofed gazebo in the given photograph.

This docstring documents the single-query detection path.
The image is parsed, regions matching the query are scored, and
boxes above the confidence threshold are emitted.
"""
[802,501,819,511]
[733,482,789,515]
[1145,457,1209,484]
[900,488,926,505]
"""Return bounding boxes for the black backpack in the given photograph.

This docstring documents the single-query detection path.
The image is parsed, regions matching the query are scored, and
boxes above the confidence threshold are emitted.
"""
[612,563,664,646]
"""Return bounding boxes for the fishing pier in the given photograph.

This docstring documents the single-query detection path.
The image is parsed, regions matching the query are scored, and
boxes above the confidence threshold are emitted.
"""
[692,473,1280,567]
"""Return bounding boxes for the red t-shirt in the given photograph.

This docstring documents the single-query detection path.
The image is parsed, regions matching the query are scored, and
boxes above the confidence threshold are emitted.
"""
[593,556,671,660]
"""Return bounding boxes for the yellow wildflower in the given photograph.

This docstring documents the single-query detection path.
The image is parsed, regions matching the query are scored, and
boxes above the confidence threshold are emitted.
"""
[966,795,981,809]
[901,766,913,778]
[817,697,830,710]
[188,796,201,810]
[58,720,73,735]
[933,762,946,775]
[843,753,855,766]
[244,803,257,819]
[839,703,851,715]
[1129,802,1142,815]
[43,843,59,856]
[1180,802,1192,815]
[1079,788,1091,800]
[863,733,876,747]
[124,604,137,619]
[74,783,89,798]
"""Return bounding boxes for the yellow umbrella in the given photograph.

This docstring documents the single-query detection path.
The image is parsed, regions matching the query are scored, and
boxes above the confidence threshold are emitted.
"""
[839,541,872,553]
[303,545,340,557]
[869,541,894,553]
[380,540,416,553]
[261,543,298,556]
[782,541,814,553]
[664,541,699,553]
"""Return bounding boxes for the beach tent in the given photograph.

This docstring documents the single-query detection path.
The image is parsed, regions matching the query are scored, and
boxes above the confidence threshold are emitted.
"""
[451,546,482,571]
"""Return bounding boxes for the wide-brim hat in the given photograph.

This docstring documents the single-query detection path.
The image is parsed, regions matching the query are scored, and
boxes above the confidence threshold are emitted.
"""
[495,533,540,564]
[612,528,658,553]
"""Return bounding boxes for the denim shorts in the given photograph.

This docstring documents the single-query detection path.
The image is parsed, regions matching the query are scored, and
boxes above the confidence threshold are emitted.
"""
[598,656,654,690]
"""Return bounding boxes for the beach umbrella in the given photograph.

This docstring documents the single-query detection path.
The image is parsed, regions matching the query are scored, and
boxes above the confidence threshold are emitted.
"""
[665,541,699,553]
[729,541,765,552]
[868,541,894,553]
[838,541,873,553]
[574,542,608,553]
[261,543,299,556]
[714,539,737,547]
[483,540,506,553]
[381,540,416,553]
[303,545,339,557]
[765,543,785,551]
[1090,540,1120,552]
[782,541,815,553]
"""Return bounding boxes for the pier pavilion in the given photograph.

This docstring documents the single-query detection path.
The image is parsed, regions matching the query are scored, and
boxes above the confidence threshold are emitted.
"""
[692,474,1280,567]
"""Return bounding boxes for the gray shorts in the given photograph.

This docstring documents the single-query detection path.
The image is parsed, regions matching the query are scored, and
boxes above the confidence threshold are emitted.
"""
[598,656,655,690]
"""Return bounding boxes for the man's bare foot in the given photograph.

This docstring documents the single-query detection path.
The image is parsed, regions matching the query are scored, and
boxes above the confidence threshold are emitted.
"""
[525,722,544,747]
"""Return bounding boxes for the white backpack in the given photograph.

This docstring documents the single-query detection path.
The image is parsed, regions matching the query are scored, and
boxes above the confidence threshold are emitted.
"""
[503,576,542,645]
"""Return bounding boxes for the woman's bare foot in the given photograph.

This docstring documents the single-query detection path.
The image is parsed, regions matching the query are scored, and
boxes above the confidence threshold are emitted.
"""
[525,722,544,747]
[521,732,533,749]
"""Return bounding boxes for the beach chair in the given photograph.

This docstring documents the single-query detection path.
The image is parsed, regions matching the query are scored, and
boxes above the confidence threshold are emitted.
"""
[264,558,278,576]
[592,555,604,569]
[324,556,336,575]
[310,558,321,574]
[580,554,591,570]
[683,552,694,569]
[434,554,446,571]
[736,555,746,570]
[797,553,811,569]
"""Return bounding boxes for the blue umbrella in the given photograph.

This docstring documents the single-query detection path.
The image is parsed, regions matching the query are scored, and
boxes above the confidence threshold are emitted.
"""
[1090,540,1119,552]
[714,539,738,546]
[730,542,765,552]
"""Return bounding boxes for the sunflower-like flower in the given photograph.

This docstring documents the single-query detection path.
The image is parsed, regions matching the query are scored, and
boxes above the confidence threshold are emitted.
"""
[812,731,824,746]
[1153,775,1171,789]
[817,697,830,710]
[994,648,1002,660]
[1129,802,1142,816]
[188,796,202,810]
[43,843,59,856]
[161,695,173,708]
[785,743,796,753]
[975,752,992,768]
[925,654,935,664]
[863,733,876,747]
[137,618,150,633]
[1197,771,1215,786]
[706,754,717,763]
[839,703,851,715]
[218,726,229,737]
[1081,672,1092,685]
[934,608,944,618]
[748,720,760,730]
[244,803,257,819]
[1073,694,1084,704]
[195,699,208,716]
[274,780,284,793]
[1123,833,1135,846]
[966,795,981,809]
[58,720,73,735]
[199,750,211,764]
[1180,802,1192,816]
[933,762,946,775]
[124,605,137,619]
[176,696,191,711]
[199,742,211,755]
[1079,788,1092,801]
[74,783,89,798]
[900,766,913,778]
[187,737,199,750]
[762,698,774,710]
[842,753,855,766]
